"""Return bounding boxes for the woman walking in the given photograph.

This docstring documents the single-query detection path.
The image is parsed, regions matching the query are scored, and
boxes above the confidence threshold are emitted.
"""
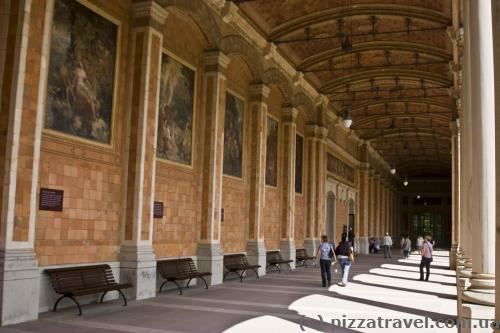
[316,235,336,287]
[419,236,434,281]
[335,233,353,287]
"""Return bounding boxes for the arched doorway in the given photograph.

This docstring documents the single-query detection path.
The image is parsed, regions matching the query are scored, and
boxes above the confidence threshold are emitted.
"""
[348,199,356,249]
[326,192,335,244]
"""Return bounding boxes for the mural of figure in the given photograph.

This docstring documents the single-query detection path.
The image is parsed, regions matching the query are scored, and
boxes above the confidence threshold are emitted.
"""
[223,92,244,178]
[45,0,116,144]
[157,54,195,165]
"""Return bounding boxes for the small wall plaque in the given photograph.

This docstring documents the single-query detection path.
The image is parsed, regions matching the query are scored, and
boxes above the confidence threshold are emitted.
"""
[39,188,64,212]
[154,201,164,219]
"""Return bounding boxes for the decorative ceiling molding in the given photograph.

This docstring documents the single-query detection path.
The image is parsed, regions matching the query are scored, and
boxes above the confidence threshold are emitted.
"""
[298,41,451,70]
[269,4,451,40]
[320,69,451,93]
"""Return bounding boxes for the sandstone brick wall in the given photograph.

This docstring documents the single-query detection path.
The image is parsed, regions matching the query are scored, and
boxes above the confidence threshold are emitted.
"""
[220,56,252,253]
[36,0,131,266]
[263,86,283,250]
[293,109,306,248]
[152,11,207,258]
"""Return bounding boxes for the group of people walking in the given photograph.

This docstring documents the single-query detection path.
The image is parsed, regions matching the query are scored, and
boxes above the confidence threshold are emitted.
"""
[315,232,435,287]
[316,233,354,287]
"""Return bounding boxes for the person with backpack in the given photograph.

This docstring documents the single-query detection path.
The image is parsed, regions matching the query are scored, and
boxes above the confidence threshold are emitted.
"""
[419,236,434,281]
[382,232,393,258]
[315,235,336,287]
[335,233,353,287]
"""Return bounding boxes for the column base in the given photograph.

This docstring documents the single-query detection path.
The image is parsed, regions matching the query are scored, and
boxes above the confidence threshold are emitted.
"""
[468,272,495,294]
[197,243,223,286]
[119,245,157,300]
[303,238,319,258]
[246,240,266,276]
[279,240,296,270]
[0,249,39,325]
[450,243,458,270]
[357,236,369,255]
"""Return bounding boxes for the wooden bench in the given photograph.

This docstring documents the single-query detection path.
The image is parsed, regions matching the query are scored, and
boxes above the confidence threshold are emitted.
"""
[296,248,316,267]
[157,258,211,295]
[223,254,260,282]
[266,250,293,273]
[45,264,132,315]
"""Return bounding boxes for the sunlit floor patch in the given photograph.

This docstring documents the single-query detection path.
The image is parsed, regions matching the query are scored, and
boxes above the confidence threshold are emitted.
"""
[222,315,321,333]
[353,273,457,296]
[329,281,456,316]
[289,294,455,333]
[397,258,450,267]
[368,268,456,284]
[380,264,456,276]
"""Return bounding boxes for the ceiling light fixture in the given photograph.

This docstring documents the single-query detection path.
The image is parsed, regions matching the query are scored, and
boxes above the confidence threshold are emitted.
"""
[416,194,421,199]
[390,164,396,174]
[343,106,352,128]
[403,177,409,186]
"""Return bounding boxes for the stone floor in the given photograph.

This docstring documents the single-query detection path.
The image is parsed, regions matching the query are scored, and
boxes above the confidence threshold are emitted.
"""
[1,251,467,332]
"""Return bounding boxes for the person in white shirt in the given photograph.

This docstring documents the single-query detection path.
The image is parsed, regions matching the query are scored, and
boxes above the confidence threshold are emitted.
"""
[382,232,393,258]
[416,235,424,254]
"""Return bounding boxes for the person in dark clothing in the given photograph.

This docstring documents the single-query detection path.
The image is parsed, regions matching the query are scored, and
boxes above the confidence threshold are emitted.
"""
[315,235,336,287]
[335,233,352,287]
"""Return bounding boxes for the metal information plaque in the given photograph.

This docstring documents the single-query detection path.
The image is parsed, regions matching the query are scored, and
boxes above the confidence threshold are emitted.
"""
[39,188,64,212]
[154,201,164,219]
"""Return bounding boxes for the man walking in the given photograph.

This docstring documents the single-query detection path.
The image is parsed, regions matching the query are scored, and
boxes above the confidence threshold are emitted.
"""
[382,232,393,258]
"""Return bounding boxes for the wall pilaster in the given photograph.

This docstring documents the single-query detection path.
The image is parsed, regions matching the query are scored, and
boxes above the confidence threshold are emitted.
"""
[119,0,167,300]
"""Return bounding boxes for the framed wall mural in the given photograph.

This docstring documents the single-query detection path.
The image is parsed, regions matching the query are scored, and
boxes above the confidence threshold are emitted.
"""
[44,0,118,145]
[295,134,303,194]
[223,92,244,178]
[157,53,195,166]
[266,116,278,187]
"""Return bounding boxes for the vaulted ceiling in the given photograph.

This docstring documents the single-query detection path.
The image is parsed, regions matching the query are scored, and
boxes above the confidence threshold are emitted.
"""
[234,0,456,178]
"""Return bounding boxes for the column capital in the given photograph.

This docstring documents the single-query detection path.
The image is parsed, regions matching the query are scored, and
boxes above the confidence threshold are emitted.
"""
[203,50,230,74]
[249,83,270,102]
[132,0,168,30]
[282,106,299,123]
[305,124,328,140]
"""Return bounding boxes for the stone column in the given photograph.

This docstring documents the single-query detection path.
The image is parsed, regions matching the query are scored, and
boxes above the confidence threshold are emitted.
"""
[461,0,495,306]
[0,0,45,325]
[357,165,370,254]
[304,125,327,254]
[490,1,500,329]
[120,1,167,300]
[368,169,375,238]
[197,50,230,285]
[373,174,381,238]
[450,120,460,270]
[380,180,386,237]
[246,84,269,276]
[280,107,298,268]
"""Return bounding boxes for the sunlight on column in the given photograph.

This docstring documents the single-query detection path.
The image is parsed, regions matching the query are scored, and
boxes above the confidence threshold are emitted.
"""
[222,315,321,333]
[368,268,456,284]
[289,294,456,332]
[353,274,456,296]
[380,264,456,276]
[328,282,456,316]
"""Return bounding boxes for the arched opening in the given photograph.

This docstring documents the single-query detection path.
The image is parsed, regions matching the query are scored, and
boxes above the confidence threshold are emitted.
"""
[348,198,356,250]
[326,192,336,244]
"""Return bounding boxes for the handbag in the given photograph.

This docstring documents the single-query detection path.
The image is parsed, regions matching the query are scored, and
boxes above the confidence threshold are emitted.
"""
[348,250,355,263]
[328,244,334,258]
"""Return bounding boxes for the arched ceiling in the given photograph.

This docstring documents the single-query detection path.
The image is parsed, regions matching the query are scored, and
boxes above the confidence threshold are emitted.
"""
[234,0,455,178]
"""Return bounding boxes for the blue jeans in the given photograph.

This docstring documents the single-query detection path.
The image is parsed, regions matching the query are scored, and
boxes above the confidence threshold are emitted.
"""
[319,259,331,286]
[340,258,351,284]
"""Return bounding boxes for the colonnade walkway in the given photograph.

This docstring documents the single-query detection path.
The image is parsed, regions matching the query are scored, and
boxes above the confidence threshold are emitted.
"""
[3,252,461,333]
